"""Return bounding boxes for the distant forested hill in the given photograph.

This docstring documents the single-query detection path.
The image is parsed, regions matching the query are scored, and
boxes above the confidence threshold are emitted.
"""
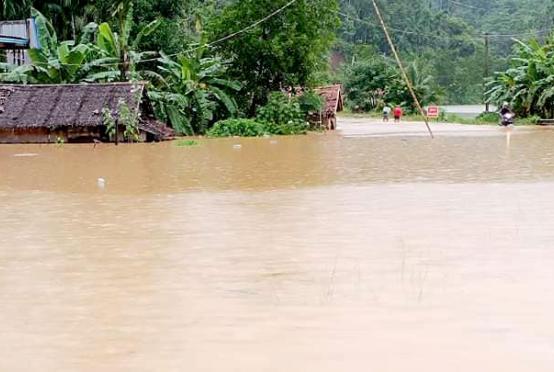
[337,0,554,103]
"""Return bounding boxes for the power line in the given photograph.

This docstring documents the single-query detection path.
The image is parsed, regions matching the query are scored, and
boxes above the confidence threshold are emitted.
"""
[3,0,553,70]
[5,0,298,69]
[137,0,299,64]
[370,0,434,139]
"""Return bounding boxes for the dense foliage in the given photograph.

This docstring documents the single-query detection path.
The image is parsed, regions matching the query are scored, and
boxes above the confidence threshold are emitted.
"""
[343,56,437,112]
[486,36,554,119]
[1,0,340,134]
[207,118,267,137]
[3,0,554,130]
[208,0,339,114]
[149,51,241,135]
[256,93,308,135]
[337,0,554,104]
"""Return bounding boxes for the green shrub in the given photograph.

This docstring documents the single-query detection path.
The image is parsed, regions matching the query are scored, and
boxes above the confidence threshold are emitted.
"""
[256,92,308,135]
[176,140,199,147]
[297,90,324,116]
[476,111,499,123]
[519,115,541,125]
[207,118,267,137]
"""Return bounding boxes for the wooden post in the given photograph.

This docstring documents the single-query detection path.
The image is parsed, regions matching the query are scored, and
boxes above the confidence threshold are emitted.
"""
[115,118,119,146]
[484,32,490,112]
[370,0,434,138]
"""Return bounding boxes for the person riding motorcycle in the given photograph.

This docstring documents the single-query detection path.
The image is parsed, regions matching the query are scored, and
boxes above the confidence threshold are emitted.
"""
[499,102,515,126]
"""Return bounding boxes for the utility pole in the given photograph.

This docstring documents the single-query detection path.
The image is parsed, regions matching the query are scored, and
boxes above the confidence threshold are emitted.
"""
[370,0,434,138]
[484,32,490,112]
[115,118,119,146]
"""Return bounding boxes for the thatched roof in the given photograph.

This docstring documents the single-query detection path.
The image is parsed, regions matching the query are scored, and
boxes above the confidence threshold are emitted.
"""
[314,84,343,117]
[0,82,155,130]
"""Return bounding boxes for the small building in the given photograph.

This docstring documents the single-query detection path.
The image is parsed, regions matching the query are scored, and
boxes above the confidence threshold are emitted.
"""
[0,82,174,144]
[314,84,344,130]
[0,19,40,66]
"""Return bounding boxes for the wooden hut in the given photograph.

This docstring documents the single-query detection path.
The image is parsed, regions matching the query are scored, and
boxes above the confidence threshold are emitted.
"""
[314,84,343,130]
[0,82,173,144]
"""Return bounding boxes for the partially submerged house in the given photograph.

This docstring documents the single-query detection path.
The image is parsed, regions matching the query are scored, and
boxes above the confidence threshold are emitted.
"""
[292,84,344,130]
[0,82,174,144]
[313,84,343,130]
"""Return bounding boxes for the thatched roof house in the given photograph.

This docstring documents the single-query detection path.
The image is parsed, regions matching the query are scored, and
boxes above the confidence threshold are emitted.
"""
[0,82,173,143]
[292,84,344,130]
[314,84,343,130]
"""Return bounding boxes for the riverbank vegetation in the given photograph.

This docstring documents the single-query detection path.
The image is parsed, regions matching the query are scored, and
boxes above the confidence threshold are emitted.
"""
[1,0,554,132]
[486,36,554,119]
[0,0,337,137]
[337,0,554,107]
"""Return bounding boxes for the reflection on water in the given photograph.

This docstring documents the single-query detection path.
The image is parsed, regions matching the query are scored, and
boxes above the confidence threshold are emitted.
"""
[1,122,554,371]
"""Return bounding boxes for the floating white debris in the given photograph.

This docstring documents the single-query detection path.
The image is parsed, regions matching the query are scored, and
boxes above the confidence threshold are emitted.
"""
[270,140,278,145]
[12,153,38,158]
[233,144,242,150]
[97,178,106,189]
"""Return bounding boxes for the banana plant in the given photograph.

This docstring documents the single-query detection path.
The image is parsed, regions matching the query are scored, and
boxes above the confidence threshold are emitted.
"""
[0,8,91,83]
[149,51,241,135]
[85,1,159,82]
[486,35,554,118]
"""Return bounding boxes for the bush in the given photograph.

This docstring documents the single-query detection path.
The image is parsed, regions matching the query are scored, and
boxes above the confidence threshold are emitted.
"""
[519,115,541,125]
[207,119,267,137]
[256,93,308,135]
[297,90,324,116]
[476,111,499,123]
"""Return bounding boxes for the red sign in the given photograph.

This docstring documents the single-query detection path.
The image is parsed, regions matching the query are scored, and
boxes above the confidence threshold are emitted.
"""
[427,106,440,118]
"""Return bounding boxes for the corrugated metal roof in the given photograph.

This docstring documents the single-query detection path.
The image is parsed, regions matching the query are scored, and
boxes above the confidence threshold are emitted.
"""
[0,19,40,49]
[0,20,28,39]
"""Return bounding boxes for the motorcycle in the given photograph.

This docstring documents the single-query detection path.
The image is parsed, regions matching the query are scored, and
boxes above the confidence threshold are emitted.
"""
[500,112,515,126]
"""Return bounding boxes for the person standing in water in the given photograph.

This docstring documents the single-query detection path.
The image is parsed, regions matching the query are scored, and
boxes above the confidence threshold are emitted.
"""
[383,104,392,122]
[394,105,403,123]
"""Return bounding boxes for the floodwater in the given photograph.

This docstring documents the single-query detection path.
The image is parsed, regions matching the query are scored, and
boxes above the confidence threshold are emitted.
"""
[1,119,554,371]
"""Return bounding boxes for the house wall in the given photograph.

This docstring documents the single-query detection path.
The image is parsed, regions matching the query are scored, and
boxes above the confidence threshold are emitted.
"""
[0,126,148,144]
[0,128,66,144]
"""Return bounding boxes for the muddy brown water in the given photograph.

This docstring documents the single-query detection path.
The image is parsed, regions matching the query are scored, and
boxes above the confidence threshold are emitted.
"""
[1,120,554,371]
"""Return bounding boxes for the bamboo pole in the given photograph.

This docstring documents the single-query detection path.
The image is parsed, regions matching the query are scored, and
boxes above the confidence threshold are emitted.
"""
[370,0,434,139]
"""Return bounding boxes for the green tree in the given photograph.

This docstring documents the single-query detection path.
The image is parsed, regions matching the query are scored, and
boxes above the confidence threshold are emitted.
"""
[1,0,32,19]
[343,55,439,112]
[38,0,96,40]
[87,18,159,82]
[92,0,189,55]
[208,0,340,113]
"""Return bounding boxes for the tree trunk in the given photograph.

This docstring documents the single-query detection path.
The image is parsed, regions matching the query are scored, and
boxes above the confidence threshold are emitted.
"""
[71,13,76,41]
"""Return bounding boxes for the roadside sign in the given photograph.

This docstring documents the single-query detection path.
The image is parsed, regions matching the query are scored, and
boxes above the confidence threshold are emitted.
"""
[427,105,440,119]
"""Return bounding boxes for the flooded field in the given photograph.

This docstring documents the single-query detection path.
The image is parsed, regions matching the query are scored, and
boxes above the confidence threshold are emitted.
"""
[1,119,554,371]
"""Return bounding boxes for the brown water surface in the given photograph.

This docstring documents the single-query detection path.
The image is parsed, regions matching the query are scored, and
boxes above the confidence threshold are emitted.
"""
[1,120,554,371]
